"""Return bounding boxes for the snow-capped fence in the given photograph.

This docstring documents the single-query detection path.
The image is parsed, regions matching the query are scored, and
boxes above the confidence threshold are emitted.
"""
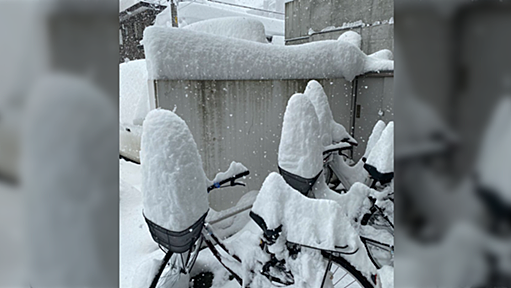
[148,73,393,208]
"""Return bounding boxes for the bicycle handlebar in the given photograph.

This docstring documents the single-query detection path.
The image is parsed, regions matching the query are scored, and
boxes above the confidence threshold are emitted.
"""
[207,170,250,192]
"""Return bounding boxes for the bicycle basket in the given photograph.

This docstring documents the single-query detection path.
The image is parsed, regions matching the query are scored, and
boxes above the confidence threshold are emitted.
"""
[144,212,208,253]
[278,166,322,195]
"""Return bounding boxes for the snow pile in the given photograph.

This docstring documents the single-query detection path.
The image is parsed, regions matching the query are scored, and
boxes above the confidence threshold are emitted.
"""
[252,173,358,250]
[366,121,394,174]
[363,120,386,159]
[313,181,372,223]
[252,173,376,276]
[476,96,511,203]
[142,27,393,81]
[119,59,150,125]
[378,265,394,288]
[211,161,248,183]
[278,94,323,178]
[141,109,209,231]
[183,17,268,43]
[304,80,357,146]
[338,31,361,49]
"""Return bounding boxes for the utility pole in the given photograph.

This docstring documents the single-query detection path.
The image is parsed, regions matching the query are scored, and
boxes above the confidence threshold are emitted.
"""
[169,0,178,27]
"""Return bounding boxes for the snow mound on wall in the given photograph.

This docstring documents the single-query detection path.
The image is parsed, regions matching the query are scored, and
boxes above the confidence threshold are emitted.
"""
[278,94,323,178]
[366,121,394,174]
[338,31,361,49]
[183,17,268,43]
[142,27,393,81]
[251,173,377,276]
[363,120,386,159]
[304,80,356,147]
[119,59,150,125]
[141,109,209,231]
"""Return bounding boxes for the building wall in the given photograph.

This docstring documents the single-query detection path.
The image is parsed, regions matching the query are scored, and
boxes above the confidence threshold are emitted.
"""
[151,75,392,210]
[119,4,166,63]
[285,0,393,54]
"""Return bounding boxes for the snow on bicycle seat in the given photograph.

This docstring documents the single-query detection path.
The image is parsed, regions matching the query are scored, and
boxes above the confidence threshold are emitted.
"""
[252,172,361,252]
[278,93,323,187]
[141,109,209,234]
[304,80,357,147]
[365,121,394,184]
[362,120,386,162]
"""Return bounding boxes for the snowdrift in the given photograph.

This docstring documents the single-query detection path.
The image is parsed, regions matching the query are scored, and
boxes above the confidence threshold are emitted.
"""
[278,93,323,178]
[304,80,356,146]
[141,109,209,231]
[142,27,393,81]
[183,17,268,43]
[252,173,377,277]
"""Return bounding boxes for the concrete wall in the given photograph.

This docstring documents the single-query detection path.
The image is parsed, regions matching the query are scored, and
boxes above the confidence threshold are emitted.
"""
[285,0,394,54]
[151,75,392,210]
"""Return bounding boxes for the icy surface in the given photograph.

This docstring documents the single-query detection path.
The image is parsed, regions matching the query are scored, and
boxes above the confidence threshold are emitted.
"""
[141,109,209,231]
[143,27,393,81]
[304,80,356,147]
[364,120,386,159]
[212,161,249,183]
[119,59,150,125]
[183,17,268,43]
[366,121,394,174]
[278,94,323,178]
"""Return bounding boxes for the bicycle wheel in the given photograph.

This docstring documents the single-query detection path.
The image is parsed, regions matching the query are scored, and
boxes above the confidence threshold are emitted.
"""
[321,251,376,288]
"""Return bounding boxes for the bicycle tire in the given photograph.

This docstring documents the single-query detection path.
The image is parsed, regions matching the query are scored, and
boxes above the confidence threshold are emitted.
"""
[321,251,377,288]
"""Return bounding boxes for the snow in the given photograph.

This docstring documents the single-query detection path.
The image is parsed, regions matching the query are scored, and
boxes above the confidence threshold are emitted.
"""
[211,161,249,184]
[304,80,356,147]
[119,59,150,125]
[183,17,268,43]
[154,1,285,37]
[142,27,393,81]
[251,172,377,277]
[338,31,362,49]
[141,109,209,231]
[206,190,258,239]
[366,121,394,174]
[476,96,511,203]
[378,265,394,288]
[363,120,386,159]
[369,49,394,61]
[277,93,323,178]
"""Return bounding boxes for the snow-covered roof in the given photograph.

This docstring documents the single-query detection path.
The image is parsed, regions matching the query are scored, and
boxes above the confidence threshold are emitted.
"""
[154,0,285,37]
[119,0,166,12]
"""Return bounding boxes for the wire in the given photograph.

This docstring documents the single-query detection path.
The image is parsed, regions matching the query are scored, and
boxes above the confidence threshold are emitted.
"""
[207,0,285,15]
